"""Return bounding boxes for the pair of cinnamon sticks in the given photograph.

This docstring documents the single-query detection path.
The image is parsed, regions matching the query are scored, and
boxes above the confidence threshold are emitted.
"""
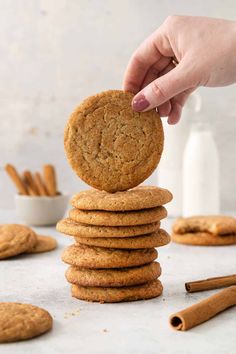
[5,164,58,197]
[170,274,236,331]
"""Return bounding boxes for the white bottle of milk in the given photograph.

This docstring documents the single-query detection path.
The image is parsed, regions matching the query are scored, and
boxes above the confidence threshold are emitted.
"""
[182,119,220,216]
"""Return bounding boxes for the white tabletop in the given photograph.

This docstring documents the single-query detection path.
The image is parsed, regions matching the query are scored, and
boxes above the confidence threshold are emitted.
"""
[1,209,236,354]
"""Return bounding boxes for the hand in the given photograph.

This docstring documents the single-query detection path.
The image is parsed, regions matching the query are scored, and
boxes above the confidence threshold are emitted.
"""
[123,16,236,124]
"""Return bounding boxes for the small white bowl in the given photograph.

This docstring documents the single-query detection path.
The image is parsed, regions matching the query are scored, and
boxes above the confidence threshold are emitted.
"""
[15,194,69,226]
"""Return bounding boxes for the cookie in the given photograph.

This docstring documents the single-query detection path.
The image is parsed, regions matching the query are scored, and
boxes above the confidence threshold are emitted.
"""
[71,279,163,303]
[64,90,164,192]
[62,244,158,268]
[69,206,167,226]
[173,215,236,235]
[56,218,160,238]
[71,186,173,211]
[75,229,170,249]
[0,302,52,342]
[172,232,236,246]
[26,235,57,254]
[66,262,161,287]
[0,224,37,259]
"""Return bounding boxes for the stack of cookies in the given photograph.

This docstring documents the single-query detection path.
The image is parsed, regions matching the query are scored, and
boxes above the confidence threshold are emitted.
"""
[57,186,173,303]
[57,89,173,302]
[172,215,236,246]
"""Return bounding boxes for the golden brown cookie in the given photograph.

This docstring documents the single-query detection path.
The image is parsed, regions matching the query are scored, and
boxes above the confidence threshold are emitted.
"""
[0,224,37,259]
[71,279,163,303]
[64,90,164,192]
[71,186,173,211]
[75,229,170,249]
[26,235,57,254]
[0,302,53,343]
[69,206,167,226]
[173,215,236,235]
[172,232,236,246]
[62,244,158,268]
[66,262,161,287]
[56,218,160,238]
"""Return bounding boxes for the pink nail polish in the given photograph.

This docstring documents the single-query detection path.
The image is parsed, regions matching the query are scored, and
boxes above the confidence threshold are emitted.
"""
[132,94,150,112]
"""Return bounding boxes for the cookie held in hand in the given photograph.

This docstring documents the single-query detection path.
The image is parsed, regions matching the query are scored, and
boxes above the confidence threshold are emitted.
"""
[64,90,164,192]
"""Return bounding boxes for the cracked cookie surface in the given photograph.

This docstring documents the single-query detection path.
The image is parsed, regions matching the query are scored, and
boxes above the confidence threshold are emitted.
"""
[172,232,236,246]
[71,186,173,211]
[62,244,158,268]
[64,90,164,192]
[57,218,160,238]
[75,229,170,249]
[66,262,161,287]
[0,302,52,342]
[173,215,236,235]
[71,279,163,303]
[0,224,37,259]
[26,235,57,254]
[69,205,167,226]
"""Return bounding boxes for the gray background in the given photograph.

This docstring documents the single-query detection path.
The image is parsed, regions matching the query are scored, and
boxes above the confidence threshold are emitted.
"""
[0,0,235,210]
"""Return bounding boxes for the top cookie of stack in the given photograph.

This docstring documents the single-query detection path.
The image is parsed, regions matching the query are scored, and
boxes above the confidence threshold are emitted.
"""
[64,90,164,192]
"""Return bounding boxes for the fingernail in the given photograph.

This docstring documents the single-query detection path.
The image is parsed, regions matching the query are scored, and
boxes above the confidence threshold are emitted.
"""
[132,94,150,112]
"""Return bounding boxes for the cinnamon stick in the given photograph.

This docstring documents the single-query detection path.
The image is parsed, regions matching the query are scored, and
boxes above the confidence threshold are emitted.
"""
[5,164,28,195]
[169,286,236,331]
[185,274,236,293]
[43,164,57,196]
[34,172,49,196]
[22,177,35,196]
[23,170,39,196]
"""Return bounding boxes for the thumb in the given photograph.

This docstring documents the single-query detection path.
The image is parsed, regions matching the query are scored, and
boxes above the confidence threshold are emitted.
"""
[132,62,192,112]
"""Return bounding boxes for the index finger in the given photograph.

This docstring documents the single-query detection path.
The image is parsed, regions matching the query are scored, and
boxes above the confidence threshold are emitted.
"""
[123,27,173,93]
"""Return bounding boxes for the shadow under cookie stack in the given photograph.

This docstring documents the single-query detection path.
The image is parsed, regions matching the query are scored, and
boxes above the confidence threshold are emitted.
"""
[57,186,172,303]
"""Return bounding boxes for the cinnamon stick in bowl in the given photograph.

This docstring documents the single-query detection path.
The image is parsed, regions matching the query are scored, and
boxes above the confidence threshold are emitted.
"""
[185,274,236,293]
[34,172,49,196]
[5,164,28,195]
[43,164,57,196]
[169,286,236,331]
[5,163,60,198]
[23,170,39,196]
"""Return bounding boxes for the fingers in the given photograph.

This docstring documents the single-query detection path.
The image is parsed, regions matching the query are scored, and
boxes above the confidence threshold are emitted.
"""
[167,89,193,124]
[123,44,160,94]
[132,61,193,112]
[140,56,173,90]
[158,101,172,117]
[141,61,175,117]
[167,99,183,125]
[123,27,173,93]
[156,89,193,124]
